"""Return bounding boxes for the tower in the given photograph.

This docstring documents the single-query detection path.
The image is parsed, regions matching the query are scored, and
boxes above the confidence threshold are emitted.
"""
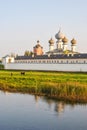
[62,37,68,51]
[71,38,77,52]
[55,30,65,51]
[49,38,54,51]
[33,40,43,55]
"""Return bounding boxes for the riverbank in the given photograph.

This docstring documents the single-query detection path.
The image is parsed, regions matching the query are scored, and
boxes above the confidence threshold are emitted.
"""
[0,70,87,103]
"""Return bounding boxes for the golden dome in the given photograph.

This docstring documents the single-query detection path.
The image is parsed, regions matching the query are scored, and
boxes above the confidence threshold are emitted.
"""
[71,38,77,44]
[62,37,68,43]
[49,38,54,44]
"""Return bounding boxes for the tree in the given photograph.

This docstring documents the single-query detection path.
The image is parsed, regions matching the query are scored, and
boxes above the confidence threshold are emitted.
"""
[30,51,34,55]
[0,64,4,69]
[24,50,30,56]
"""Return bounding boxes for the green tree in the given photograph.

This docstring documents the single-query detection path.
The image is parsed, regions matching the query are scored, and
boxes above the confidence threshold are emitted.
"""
[24,50,34,56]
[24,50,30,56]
[0,64,4,69]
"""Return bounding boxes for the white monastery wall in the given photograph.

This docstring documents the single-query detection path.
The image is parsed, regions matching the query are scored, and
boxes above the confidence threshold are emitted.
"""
[4,63,87,72]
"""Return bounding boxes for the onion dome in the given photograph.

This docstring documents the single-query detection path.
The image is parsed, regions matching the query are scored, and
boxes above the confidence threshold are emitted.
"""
[62,37,68,43]
[34,40,43,48]
[49,38,54,44]
[71,38,77,45]
[35,44,41,48]
[55,30,65,40]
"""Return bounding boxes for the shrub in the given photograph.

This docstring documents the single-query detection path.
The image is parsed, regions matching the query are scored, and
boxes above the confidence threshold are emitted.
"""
[0,64,4,69]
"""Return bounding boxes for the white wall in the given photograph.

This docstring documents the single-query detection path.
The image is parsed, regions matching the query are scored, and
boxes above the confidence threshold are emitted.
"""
[5,63,87,72]
[49,44,54,51]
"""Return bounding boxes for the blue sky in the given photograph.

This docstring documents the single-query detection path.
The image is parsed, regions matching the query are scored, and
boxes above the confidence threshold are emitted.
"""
[0,0,87,57]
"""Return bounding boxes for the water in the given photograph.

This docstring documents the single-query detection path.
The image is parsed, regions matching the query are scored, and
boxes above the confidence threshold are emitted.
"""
[0,91,87,130]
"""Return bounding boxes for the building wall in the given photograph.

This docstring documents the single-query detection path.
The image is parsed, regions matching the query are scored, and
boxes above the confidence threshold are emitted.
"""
[4,62,87,72]
[33,47,43,55]
[15,58,87,64]
[49,44,54,51]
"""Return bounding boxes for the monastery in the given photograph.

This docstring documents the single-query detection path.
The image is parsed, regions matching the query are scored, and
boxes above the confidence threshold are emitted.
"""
[2,30,87,72]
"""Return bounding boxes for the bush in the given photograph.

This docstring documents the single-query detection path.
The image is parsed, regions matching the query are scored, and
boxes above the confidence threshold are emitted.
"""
[0,64,4,69]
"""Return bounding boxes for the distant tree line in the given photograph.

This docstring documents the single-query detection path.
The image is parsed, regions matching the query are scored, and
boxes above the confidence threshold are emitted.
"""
[24,50,33,56]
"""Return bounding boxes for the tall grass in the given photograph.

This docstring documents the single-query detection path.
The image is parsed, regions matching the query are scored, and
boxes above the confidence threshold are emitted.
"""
[0,70,87,102]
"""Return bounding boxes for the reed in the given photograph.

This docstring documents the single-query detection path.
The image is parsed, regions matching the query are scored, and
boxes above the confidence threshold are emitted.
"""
[0,70,87,102]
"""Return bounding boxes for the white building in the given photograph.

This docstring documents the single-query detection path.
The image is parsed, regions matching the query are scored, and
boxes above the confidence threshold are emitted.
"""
[47,29,77,54]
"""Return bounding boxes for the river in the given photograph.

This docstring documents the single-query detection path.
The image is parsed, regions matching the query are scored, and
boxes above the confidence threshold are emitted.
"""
[0,91,87,130]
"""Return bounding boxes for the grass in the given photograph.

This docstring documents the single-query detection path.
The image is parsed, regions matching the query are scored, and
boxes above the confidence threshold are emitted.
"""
[0,70,87,103]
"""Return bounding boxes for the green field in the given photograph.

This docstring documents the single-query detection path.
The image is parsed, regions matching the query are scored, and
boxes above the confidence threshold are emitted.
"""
[0,70,87,103]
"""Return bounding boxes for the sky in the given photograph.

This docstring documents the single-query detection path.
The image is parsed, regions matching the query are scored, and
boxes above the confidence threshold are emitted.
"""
[0,0,87,57]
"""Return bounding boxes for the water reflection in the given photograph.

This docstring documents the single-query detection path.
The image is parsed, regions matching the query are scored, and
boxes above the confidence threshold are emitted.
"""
[54,102,65,113]
[1,91,87,116]
[34,95,40,102]
[0,91,87,130]
[4,91,11,95]
[34,95,70,115]
[34,95,87,115]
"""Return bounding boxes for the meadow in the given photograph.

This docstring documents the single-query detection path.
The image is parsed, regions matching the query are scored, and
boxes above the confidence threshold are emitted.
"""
[0,70,87,103]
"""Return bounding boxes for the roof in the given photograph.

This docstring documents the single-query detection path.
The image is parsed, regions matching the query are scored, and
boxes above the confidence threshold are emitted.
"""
[2,55,10,58]
[15,53,87,60]
[46,49,63,54]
